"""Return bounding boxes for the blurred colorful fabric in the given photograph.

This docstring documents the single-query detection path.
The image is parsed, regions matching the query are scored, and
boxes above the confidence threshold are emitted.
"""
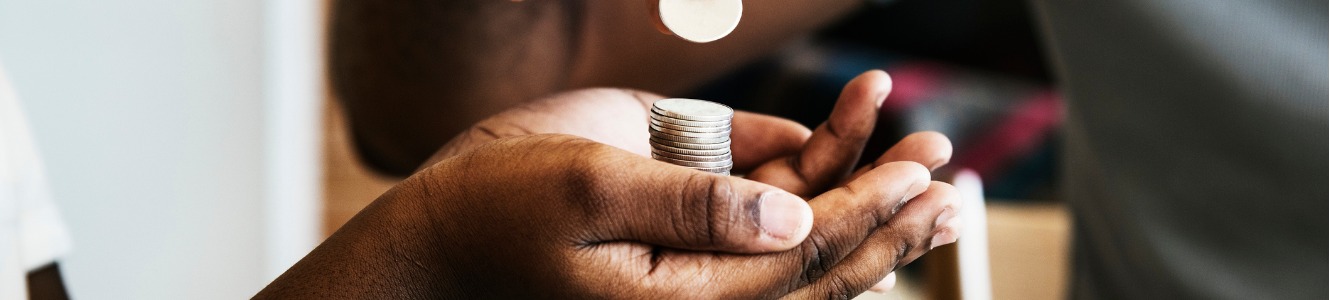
[690,44,1061,200]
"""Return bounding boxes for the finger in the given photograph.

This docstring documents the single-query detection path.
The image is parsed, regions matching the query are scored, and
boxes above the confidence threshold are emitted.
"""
[748,70,892,196]
[868,272,897,293]
[731,111,811,172]
[848,131,953,181]
[785,181,960,299]
[790,161,930,282]
[934,168,980,245]
[899,181,962,254]
[934,215,963,247]
[646,161,931,297]
[586,146,814,253]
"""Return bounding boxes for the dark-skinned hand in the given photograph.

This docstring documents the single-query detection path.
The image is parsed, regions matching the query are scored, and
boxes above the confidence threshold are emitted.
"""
[257,70,962,298]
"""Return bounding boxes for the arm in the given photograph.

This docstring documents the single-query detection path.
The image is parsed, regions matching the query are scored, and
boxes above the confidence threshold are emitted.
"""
[257,134,957,299]
[261,71,963,298]
[329,0,864,175]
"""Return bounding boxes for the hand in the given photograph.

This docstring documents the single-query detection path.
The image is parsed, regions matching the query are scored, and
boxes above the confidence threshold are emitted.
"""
[421,87,812,172]
[741,70,961,292]
[425,72,947,182]
[426,70,963,294]
[257,134,960,298]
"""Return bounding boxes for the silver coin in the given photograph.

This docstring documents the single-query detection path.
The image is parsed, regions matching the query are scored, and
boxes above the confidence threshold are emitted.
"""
[649,124,731,138]
[652,106,732,123]
[649,118,731,133]
[649,130,731,144]
[650,113,731,128]
[651,148,732,162]
[651,143,731,156]
[652,153,734,168]
[658,0,742,43]
[693,165,733,174]
[651,98,734,122]
[650,137,731,150]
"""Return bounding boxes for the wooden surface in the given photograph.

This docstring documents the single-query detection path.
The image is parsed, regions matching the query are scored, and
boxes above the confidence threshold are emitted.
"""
[985,202,1070,300]
[321,100,398,236]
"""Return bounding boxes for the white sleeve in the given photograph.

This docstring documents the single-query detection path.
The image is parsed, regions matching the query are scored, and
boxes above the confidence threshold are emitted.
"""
[0,63,72,274]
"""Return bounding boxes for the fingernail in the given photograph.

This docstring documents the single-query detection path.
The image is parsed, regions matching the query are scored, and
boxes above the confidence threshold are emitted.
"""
[930,228,958,249]
[759,192,810,240]
[930,208,958,249]
[873,70,892,107]
[934,207,956,227]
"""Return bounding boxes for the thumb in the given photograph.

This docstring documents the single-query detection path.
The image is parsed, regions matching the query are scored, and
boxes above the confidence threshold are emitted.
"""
[590,154,814,253]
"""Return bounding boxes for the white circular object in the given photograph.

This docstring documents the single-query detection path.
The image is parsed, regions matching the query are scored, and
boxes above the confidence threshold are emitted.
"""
[652,98,734,121]
[658,0,743,43]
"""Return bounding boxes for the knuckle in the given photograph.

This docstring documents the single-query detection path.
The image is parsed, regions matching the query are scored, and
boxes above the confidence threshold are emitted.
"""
[468,124,506,141]
[818,273,863,300]
[797,233,843,284]
[883,220,929,270]
[547,136,624,212]
[892,238,916,271]
[557,138,615,182]
[825,118,872,144]
[831,185,891,229]
[677,173,737,247]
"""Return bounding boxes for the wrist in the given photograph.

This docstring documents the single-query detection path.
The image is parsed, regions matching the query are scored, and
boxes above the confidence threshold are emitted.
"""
[257,169,466,298]
[368,173,470,296]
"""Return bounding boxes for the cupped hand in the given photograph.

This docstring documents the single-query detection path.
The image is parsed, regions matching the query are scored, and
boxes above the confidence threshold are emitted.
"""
[423,70,964,295]
[428,71,952,196]
[742,70,962,292]
[258,133,961,298]
[413,134,956,298]
[427,70,963,244]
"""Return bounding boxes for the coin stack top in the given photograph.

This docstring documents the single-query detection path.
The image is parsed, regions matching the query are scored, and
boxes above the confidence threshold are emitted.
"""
[648,99,734,175]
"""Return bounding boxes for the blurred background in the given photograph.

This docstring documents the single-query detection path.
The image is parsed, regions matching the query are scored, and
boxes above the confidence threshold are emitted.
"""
[1,0,1070,299]
[0,0,323,298]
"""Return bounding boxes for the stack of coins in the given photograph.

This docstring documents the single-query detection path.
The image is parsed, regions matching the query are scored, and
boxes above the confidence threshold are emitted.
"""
[648,98,734,175]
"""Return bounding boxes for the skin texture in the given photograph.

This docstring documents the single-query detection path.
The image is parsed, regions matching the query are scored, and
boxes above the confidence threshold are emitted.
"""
[257,71,963,299]
[330,0,864,175]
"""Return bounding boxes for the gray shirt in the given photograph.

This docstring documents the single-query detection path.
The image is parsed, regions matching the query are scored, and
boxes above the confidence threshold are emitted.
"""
[1029,0,1327,298]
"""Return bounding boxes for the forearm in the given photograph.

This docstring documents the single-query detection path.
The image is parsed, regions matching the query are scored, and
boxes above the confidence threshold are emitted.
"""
[255,186,462,299]
[329,0,580,175]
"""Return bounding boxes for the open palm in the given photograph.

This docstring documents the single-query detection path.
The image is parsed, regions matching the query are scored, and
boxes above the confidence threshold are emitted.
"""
[428,71,952,196]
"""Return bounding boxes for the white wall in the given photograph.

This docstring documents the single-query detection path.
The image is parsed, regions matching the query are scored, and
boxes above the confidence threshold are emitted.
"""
[0,0,322,298]
[262,0,324,281]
